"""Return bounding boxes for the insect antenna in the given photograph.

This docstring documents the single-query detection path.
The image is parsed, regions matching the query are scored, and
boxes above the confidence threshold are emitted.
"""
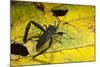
[63,16,94,25]
[62,16,94,32]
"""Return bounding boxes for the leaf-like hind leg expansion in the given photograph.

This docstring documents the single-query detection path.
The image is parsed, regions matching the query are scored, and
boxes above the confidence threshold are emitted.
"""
[23,21,45,43]
[32,38,53,59]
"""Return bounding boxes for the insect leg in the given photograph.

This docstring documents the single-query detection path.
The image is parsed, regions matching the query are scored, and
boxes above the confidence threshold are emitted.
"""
[43,24,47,29]
[23,22,31,43]
[56,16,61,28]
[23,21,45,43]
[27,35,41,41]
[54,32,73,43]
[30,21,45,32]
[53,38,62,44]
[39,24,47,35]
[54,32,64,43]
[32,38,53,59]
[55,32,73,39]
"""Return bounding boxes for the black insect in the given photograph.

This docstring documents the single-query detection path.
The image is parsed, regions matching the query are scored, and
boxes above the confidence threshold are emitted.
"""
[51,9,68,16]
[23,19,72,59]
[11,9,69,58]
[11,42,29,56]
